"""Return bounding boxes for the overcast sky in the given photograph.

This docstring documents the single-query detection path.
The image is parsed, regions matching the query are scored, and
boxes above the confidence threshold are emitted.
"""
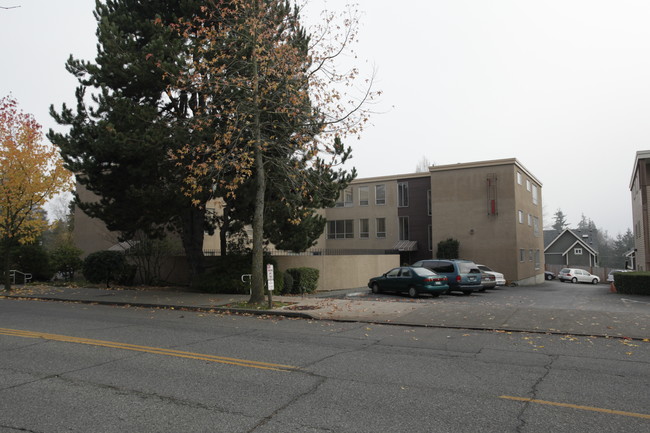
[2,0,649,237]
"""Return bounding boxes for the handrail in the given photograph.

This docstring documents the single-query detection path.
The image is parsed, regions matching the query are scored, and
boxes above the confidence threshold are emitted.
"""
[9,270,32,285]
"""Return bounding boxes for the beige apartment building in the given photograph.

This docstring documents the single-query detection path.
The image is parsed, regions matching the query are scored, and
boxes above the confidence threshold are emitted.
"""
[73,158,545,286]
[630,150,650,271]
[320,158,545,285]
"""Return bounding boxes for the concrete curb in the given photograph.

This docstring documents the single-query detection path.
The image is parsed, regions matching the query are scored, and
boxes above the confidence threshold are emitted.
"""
[3,292,648,342]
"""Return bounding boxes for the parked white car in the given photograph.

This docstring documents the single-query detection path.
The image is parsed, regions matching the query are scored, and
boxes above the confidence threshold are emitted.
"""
[558,268,600,284]
[476,264,506,286]
[606,269,630,283]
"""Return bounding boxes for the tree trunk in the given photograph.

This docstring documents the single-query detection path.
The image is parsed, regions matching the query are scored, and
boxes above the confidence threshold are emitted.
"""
[3,243,11,292]
[219,206,230,257]
[249,32,266,305]
[249,144,266,304]
[180,206,206,285]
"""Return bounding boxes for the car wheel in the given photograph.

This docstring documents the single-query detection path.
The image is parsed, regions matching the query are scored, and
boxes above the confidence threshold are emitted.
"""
[592,278,598,284]
[371,283,381,294]
[462,290,472,296]
[408,286,418,298]
[545,274,552,280]
[571,277,578,283]
[478,287,486,292]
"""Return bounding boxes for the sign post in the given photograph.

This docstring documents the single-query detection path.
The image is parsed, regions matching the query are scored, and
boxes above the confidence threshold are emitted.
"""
[266,264,274,308]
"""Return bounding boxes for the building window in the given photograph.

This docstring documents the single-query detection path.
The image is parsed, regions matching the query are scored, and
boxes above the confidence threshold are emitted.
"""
[518,210,524,224]
[520,249,525,262]
[327,220,353,239]
[398,182,409,207]
[529,249,533,262]
[398,216,409,240]
[359,219,369,239]
[335,188,353,207]
[375,184,386,205]
[526,179,531,191]
[533,216,540,237]
[427,189,432,216]
[574,248,583,255]
[532,185,538,205]
[528,214,532,226]
[428,225,432,251]
[535,250,540,269]
[359,186,369,206]
[517,171,522,185]
[376,218,386,238]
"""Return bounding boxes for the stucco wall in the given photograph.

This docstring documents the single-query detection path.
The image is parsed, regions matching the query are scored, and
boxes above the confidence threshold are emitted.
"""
[274,254,400,291]
[429,160,544,285]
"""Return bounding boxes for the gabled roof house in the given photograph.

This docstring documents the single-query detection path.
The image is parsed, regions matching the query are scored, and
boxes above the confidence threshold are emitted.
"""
[544,229,598,267]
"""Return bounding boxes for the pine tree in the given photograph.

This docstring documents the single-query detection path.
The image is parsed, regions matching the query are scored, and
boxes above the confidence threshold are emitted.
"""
[49,1,212,279]
[552,209,569,232]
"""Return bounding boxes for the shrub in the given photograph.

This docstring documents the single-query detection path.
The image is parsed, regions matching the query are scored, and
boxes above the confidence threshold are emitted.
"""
[437,238,459,259]
[13,244,53,281]
[285,267,319,294]
[281,271,294,295]
[83,251,126,288]
[50,244,83,281]
[614,272,650,296]
[193,254,280,294]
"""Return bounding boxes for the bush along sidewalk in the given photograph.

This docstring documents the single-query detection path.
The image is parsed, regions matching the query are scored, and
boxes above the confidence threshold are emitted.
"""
[614,272,650,295]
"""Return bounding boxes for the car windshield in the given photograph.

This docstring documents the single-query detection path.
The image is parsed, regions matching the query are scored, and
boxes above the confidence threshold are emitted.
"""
[413,267,436,277]
[478,265,492,272]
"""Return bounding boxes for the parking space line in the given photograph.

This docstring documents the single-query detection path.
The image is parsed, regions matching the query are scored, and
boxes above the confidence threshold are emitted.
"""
[500,395,650,419]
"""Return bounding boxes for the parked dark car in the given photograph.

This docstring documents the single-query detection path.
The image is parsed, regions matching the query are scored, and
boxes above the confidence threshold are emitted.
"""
[412,259,482,295]
[544,271,555,280]
[368,266,449,298]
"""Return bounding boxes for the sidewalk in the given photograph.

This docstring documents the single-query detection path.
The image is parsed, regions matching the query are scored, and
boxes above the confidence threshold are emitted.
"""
[2,285,649,340]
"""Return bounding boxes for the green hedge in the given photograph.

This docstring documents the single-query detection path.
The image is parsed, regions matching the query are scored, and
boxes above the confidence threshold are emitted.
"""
[614,272,650,296]
[82,251,127,288]
[193,255,285,294]
[285,267,319,294]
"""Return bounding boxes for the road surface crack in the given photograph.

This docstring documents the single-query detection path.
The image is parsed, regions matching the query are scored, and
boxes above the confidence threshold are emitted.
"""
[514,354,558,433]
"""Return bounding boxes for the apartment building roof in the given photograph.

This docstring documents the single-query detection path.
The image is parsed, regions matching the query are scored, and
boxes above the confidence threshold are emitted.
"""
[430,158,543,187]
[348,158,542,187]
[630,150,650,189]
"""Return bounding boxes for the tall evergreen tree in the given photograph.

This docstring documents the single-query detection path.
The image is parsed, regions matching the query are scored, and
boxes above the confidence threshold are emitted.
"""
[49,1,213,279]
[552,209,569,232]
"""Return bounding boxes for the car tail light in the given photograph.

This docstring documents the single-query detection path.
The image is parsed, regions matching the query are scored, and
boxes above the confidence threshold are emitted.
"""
[456,275,461,282]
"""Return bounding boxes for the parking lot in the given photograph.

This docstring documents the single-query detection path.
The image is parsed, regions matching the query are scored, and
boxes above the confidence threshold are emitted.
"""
[344,278,650,323]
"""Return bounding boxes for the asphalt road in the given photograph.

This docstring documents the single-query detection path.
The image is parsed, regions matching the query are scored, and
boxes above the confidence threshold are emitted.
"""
[1,295,649,433]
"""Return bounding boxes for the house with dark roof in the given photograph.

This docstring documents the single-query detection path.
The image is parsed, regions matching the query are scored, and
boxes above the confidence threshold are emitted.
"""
[543,229,598,267]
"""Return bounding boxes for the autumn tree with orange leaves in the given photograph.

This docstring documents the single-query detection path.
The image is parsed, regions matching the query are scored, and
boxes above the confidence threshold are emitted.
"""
[0,96,73,290]
[166,0,377,304]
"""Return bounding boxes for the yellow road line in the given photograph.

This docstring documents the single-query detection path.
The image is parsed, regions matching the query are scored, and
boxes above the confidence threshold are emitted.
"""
[500,395,650,420]
[0,327,298,372]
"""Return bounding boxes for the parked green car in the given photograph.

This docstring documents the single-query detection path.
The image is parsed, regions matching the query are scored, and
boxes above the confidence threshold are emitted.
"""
[368,266,449,298]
